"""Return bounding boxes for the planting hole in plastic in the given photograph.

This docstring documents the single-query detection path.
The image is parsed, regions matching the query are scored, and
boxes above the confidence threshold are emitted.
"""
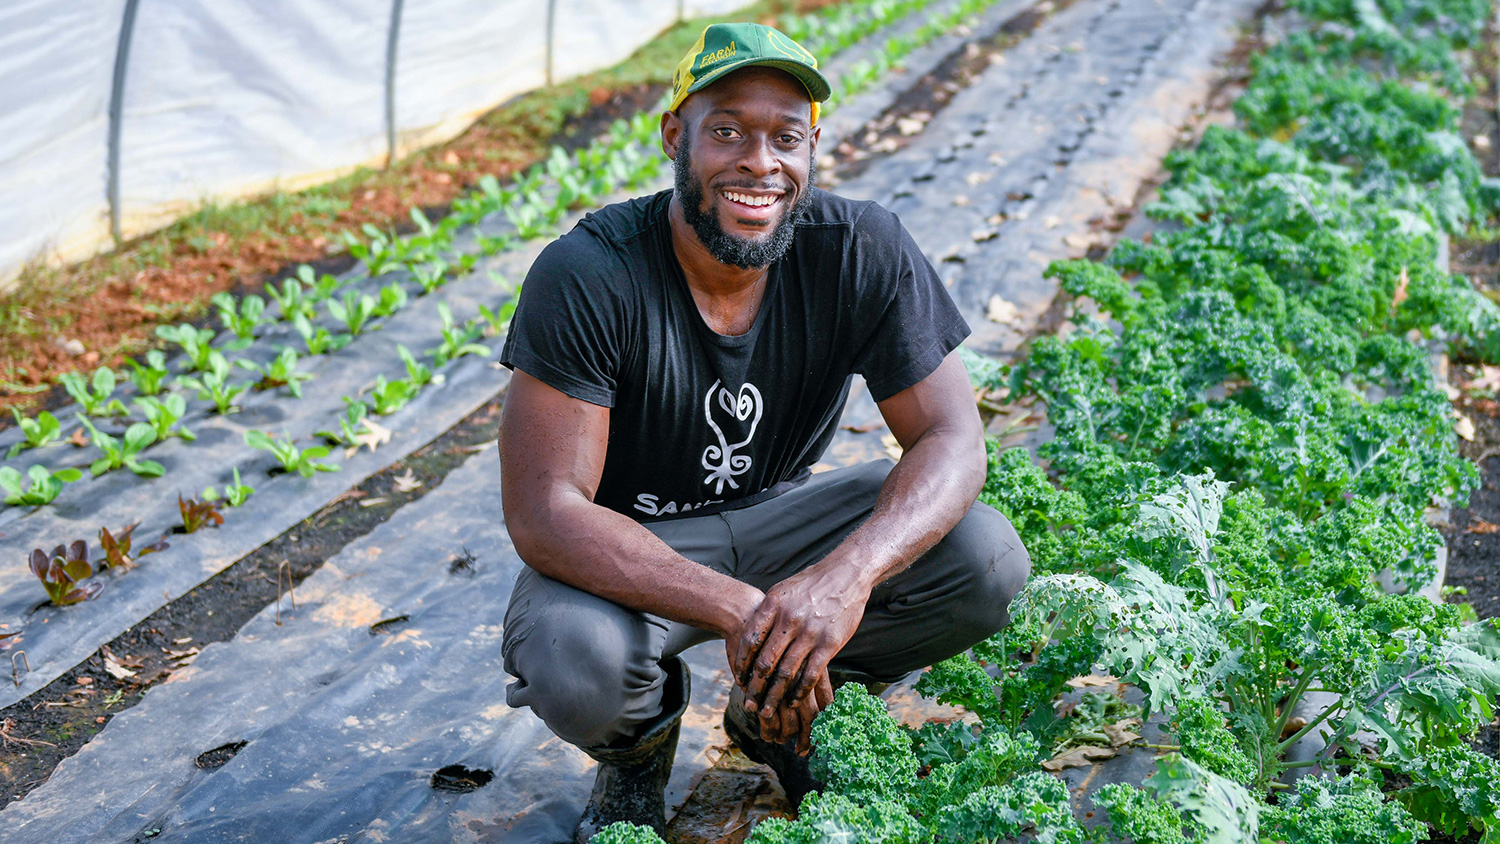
[448,547,478,577]
[369,615,411,635]
[429,764,493,794]
[195,740,247,770]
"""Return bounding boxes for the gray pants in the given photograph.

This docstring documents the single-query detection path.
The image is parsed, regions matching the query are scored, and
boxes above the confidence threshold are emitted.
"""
[501,460,1031,748]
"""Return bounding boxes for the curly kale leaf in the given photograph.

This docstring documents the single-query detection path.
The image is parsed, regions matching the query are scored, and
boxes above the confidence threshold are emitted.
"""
[1261,775,1427,844]
[588,822,666,844]
[931,771,1083,844]
[808,684,918,805]
[1092,782,1189,844]
[979,442,1088,577]
[912,727,1039,821]
[1170,696,1257,786]
[1134,472,1232,603]
[1395,743,1500,840]
[745,793,927,844]
[1359,619,1500,756]
[959,345,1009,393]
[1142,756,1260,843]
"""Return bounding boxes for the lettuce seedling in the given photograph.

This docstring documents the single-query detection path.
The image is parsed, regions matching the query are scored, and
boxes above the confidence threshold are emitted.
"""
[76,416,164,477]
[475,232,514,256]
[155,323,217,372]
[397,345,440,387]
[59,367,128,417]
[294,263,343,303]
[8,408,63,458]
[0,465,83,506]
[292,313,351,355]
[125,350,171,396]
[238,347,314,398]
[326,290,377,335]
[133,394,195,441]
[477,295,519,338]
[177,351,248,414]
[367,375,418,416]
[427,302,491,366]
[98,521,168,570]
[244,430,339,478]
[504,201,553,240]
[213,292,268,349]
[372,282,408,318]
[29,540,102,606]
[344,224,404,277]
[266,276,317,322]
[317,400,371,446]
[411,261,450,294]
[202,468,254,508]
[177,493,224,533]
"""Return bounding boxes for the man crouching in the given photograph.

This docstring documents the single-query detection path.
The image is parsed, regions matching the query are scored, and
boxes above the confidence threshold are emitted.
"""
[497,22,1031,842]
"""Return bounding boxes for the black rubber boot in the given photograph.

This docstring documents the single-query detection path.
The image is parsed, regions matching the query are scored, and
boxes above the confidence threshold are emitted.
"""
[723,683,825,808]
[722,671,892,809]
[574,656,690,844]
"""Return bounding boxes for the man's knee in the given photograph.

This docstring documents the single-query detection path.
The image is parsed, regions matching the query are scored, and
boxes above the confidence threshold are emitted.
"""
[503,606,662,748]
[943,502,1032,635]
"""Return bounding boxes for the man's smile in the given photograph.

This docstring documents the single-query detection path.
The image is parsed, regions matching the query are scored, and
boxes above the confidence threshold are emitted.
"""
[721,189,783,208]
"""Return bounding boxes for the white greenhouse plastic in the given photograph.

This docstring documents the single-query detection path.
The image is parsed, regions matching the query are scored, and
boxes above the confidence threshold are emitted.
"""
[0,0,753,287]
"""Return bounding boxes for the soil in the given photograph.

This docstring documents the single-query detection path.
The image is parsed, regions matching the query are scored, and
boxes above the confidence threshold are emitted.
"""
[0,394,505,806]
[1441,11,1500,623]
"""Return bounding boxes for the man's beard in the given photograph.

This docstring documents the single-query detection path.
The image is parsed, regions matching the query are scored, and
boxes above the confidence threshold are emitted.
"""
[673,136,817,270]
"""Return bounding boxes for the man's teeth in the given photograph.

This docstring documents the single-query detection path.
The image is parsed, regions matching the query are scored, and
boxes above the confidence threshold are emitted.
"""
[724,191,778,207]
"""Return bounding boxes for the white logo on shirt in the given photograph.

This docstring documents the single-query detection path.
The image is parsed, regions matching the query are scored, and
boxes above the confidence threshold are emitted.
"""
[701,380,762,495]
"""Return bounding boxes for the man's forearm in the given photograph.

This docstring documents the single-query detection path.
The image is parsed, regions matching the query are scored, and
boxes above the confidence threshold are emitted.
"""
[814,425,985,591]
[508,490,761,638]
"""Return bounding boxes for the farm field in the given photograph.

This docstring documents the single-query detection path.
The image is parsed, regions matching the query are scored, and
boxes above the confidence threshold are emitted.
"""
[2,0,1500,841]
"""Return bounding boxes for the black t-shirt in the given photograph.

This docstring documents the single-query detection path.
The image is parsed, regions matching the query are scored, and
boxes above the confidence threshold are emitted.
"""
[500,188,969,521]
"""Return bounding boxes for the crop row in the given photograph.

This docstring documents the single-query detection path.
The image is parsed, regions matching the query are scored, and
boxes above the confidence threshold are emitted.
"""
[1,0,1012,611]
[597,0,1500,841]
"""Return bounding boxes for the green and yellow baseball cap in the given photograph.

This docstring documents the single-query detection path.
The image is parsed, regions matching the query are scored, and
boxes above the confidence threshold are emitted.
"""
[670,22,831,126]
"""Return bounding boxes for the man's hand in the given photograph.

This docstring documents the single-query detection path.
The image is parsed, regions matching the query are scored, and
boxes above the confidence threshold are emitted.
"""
[727,562,869,749]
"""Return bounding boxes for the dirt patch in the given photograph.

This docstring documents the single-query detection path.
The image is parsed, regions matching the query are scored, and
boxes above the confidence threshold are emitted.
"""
[1442,381,1500,620]
[0,394,504,806]
[1442,17,1500,624]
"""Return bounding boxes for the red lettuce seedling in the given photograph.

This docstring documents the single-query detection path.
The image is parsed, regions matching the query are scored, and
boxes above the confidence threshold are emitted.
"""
[29,540,103,606]
[177,494,225,534]
[98,522,169,570]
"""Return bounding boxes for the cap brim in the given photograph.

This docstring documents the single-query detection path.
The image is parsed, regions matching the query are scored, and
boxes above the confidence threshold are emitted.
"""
[685,57,832,105]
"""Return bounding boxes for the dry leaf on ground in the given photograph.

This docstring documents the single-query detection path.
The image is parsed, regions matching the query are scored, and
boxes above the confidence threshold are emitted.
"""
[881,433,903,461]
[1455,412,1476,441]
[103,655,136,680]
[986,295,1020,325]
[1041,745,1116,771]
[346,417,392,458]
[1104,718,1143,747]
[1065,674,1119,688]
[1468,365,1500,393]
[1467,519,1499,535]
[896,117,926,136]
[393,470,422,493]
